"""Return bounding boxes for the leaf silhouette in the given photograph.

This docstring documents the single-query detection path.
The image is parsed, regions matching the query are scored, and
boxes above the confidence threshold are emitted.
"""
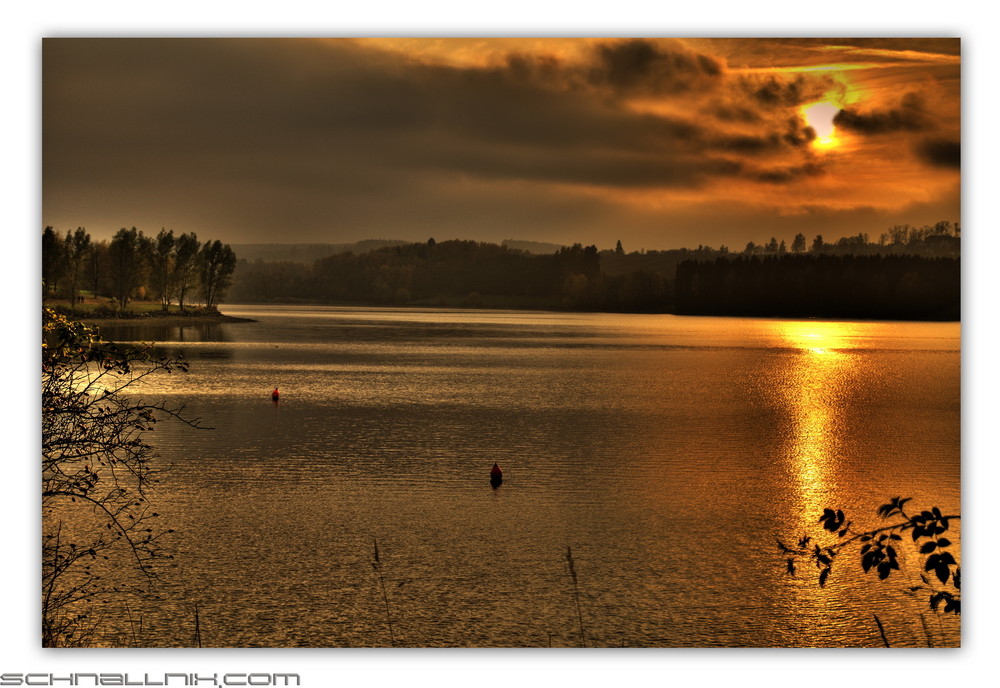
[935,564,951,584]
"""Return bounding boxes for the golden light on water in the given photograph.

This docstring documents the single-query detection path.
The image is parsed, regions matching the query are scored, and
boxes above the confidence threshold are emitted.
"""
[775,321,859,524]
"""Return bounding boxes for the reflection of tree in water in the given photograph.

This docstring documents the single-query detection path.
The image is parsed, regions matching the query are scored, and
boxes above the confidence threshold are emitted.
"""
[99,322,233,345]
[149,344,234,361]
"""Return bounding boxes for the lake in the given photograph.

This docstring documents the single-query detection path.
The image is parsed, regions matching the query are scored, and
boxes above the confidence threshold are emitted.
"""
[97,305,960,647]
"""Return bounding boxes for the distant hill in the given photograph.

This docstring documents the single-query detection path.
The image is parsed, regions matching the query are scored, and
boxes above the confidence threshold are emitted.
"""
[233,240,409,263]
[501,239,567,255]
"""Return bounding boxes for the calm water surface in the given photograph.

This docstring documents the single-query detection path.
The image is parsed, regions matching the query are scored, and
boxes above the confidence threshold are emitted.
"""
[99,305,960,647]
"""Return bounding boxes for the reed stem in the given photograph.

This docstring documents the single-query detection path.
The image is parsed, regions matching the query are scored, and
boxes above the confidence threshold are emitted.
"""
[565,546,587,648]
[873,613,890,648]
[193,604,202,648]
[372,537,396,647]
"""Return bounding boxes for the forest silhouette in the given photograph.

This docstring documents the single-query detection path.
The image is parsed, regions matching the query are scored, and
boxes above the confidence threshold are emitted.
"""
[227,224,960,320]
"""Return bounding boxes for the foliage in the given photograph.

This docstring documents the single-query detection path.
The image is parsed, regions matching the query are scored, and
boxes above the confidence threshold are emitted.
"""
[41,222,958,317]
[42,307,199,646]
[64,227,92,306]
[676,254,960,320]
[150,229,176,311]
[225,223,958,316]
[172,232,201,311]
[41,227,239,313]
[42,226,66,298]
[198,239,238,309]
[777,496,960,617]
[108,227,148,310]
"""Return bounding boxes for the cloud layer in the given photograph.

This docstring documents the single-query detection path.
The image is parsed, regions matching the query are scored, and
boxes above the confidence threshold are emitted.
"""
[42,37,960,248]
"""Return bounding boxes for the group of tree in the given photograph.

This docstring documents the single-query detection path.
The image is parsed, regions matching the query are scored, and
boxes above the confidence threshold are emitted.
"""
[227,220,959,320]
[230,239,620,310]
[674,253,960,320]
[736,221,959,259]
[42,227,237,312]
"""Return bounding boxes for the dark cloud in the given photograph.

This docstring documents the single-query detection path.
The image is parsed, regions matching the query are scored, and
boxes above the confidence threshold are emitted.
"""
[750,162,825,184]
[742,73,829,109]
[833,92,931,134]
[706,117,815,160]
[708,103,762,123]
[587,39,723,96]
[43,39,741,203]
[426,142,744,189]
[915,138,960,168]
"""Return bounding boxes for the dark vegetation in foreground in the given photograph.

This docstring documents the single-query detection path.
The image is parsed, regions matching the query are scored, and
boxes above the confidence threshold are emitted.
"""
[42,308,201,646]
[778,497,960,647]
[227,223,960,320]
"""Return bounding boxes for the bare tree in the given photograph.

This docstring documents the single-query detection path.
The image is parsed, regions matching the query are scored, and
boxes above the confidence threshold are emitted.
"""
[42,308,200,646]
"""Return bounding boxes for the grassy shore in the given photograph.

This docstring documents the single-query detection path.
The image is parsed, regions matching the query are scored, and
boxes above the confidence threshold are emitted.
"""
[45,296,256,324]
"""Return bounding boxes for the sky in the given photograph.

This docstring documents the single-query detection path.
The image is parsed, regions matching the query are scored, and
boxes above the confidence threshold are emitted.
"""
[42,37,960,250]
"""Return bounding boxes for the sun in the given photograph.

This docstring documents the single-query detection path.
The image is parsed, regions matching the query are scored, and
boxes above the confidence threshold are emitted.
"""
[802,101,842,151]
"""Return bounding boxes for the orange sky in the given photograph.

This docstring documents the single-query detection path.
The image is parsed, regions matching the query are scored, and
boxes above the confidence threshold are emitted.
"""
[42,38,960,249]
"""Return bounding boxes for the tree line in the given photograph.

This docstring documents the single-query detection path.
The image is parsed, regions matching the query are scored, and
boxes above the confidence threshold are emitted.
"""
[227,223,959,319]
[733,221,959,258]
[675,254,960,320]
[230,239,612,309]
[230,239,672,311]
[43,221,958,319]
[42,227,237,313]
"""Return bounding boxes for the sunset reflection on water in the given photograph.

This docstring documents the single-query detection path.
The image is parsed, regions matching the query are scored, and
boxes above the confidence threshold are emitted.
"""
[774,321,863,529]
[103,308,958,646]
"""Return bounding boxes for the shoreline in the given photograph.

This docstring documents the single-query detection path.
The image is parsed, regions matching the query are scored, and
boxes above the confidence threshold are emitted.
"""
[54,300,959,325]
[80,313,256,326]
[224,300,960,323]
[46,303,257,326]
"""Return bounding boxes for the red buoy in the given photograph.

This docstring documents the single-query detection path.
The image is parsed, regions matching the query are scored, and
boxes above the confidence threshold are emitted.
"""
[489,462,503,489]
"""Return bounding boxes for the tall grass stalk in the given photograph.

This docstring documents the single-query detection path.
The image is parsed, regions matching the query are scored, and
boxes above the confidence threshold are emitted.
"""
[124,602,142,647]
[872,613,890,648]
[193,604,202,648]
[565,546,587,648]
[372,537,396,647]
[919,612,935,648]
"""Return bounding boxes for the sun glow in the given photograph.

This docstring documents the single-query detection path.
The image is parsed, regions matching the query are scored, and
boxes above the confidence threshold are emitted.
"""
[802,101,842,151]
